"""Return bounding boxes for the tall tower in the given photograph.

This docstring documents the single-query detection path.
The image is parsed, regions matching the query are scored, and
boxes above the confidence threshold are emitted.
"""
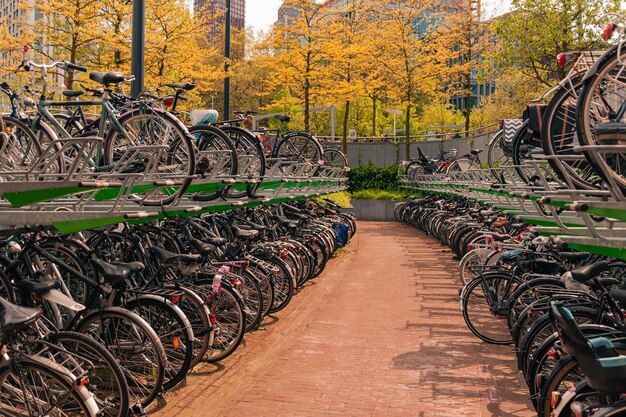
[194,0,246,41]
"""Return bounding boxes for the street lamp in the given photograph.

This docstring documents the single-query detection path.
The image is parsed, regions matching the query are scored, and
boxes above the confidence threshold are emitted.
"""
[387,109,402,141]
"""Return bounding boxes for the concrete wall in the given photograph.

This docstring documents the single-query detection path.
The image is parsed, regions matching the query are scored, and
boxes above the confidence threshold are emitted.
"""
[350,200,400,221]
[325,130,501,168]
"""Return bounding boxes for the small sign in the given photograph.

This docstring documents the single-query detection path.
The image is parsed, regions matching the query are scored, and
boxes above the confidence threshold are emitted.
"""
[348,129,357,139]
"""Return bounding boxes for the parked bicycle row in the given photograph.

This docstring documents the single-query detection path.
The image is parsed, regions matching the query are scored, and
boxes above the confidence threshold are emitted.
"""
[396,196,626,417]
[0,198,356,417]
[0,61,348,231]
[394,15,626,417]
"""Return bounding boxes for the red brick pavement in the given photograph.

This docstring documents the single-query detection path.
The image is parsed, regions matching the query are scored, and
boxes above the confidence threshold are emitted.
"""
[150,221,535,417]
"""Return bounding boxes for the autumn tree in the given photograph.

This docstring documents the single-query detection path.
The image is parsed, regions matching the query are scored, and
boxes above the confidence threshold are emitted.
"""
[371,0,452,158]
[27,0,107,89]
[319,0,378,153]
[445,0,495,134]
[264,0,328,131]
[493,0,620,86]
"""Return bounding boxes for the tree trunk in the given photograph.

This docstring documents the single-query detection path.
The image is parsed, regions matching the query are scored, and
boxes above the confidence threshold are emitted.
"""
[405,103,411,160]
[67,40,78,92]
[342,100,350,155]
[304,51,312,131]
[371,97,377,138]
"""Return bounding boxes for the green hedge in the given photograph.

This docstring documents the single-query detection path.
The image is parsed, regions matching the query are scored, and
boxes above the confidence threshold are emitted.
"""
[348,163,399,192]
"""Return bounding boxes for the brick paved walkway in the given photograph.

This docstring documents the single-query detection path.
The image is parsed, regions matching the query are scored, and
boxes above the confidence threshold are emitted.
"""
[150,221,534,417]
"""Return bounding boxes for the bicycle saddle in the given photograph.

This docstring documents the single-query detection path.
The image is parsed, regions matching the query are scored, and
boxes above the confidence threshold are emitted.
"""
[490,232,510,241]
[90,259,130,285]
[205,237,228,246]
[164,82,195,91]
[558,252,590,262]
[151,246,201,265]
[110,261,145,274]
[609,288,626,307]
[570,261,611,284]
[274,114,291,123]
[290,212,309,221]
[273,216,298,229]
[16,279,61,297]
[62,89,84,98]
[0,297,40,334]
[470,148,483,155]
[89,71,126,86]
[231,226,259,240]
[190,239,217,257]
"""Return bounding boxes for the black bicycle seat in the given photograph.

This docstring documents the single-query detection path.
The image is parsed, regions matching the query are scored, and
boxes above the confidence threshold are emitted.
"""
[0,297,40,334]
[274,114,292,123]
[206,237,228,246]
[110,261,145,274]
[470,149,484,155]
[90,259,130,285]
[558,252,590,262]
[191,239,217,257]
[16,279,61,297]
[152,247,201,265]
[62,89,84,98]
[231,227,259,240]
[571,261,611,284]
[89,72,126,86]
[610,288,626,307]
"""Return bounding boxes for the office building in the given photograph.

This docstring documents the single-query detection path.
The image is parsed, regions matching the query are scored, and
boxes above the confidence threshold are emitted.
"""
[194,0,246,40]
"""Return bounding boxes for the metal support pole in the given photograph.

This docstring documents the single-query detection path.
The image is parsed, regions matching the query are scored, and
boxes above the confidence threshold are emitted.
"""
[393,114,397,140]
[131,0,145,98]
[330,105,336,139]
[223,0,231,121]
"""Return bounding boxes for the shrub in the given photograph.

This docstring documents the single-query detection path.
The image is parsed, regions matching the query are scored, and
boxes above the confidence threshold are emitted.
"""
[348,163,399,192]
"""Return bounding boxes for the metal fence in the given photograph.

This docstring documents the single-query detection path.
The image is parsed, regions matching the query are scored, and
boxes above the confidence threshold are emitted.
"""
[323,129,500,168]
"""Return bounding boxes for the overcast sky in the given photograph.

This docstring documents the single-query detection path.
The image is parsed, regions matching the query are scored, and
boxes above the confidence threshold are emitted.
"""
[246,0,283,34]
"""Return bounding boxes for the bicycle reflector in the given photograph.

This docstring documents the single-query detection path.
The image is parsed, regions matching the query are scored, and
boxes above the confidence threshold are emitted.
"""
[557,53,567,70]
[163,97,174,107]
[602,23,616,41]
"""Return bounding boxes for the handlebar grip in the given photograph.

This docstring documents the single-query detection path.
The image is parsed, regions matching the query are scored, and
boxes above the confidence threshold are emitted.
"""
[66,61,87,72]
[21,60,30,72]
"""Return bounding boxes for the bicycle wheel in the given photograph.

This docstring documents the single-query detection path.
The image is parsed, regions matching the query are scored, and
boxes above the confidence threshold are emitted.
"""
[486,131,512,182]
[576,46,626,192]
[541,77,600,189]
[163,284,212,368]
[193,281,246,363]
[276,131,323,177]
[220,125,266,198]
[191,124,238,201]
[461,273,522,344]
[124,296,194,391]
[458,248,493,286]
[75,306,166,408]
[104,108,195,206]
[322,148,348,168]
[0,354,98,417]
[225,265,264,332]
[1,116,42,173]
[45,331,129,417]
[263,255,295,313]
[445,157,479,176]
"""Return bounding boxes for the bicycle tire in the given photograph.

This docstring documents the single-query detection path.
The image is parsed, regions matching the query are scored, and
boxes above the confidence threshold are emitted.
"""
[461,273,522,344]
[75,306,166,408]
[0,354,98,417]
[104,107,195,206]
[46,330,130,417]
[124,295,194,391]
